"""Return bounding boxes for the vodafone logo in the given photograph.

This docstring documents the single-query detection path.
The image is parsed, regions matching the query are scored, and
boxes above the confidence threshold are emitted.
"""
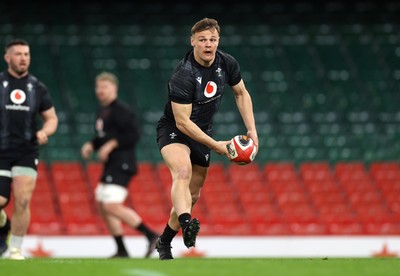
[204,81,217,98]
[10,89,26,104]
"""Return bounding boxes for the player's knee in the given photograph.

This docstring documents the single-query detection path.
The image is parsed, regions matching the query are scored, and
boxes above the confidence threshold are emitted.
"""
[175,166,192,181]
[102,202,121,214]
[13,195,31,210]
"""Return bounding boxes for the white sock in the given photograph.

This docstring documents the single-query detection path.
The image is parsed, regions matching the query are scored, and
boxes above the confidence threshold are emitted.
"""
[9,235,24,250]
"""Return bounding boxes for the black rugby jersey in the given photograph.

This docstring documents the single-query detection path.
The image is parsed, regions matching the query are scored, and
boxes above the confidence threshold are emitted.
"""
[158,49,242,135]
[0,71,53,151]
[91,99,140,151]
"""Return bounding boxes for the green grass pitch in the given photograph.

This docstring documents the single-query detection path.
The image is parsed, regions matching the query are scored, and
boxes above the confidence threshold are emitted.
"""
[1,258,400,276]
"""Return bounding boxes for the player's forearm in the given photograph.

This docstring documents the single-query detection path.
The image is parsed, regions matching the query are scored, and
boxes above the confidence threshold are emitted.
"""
[39,107,58,137]
[40,117,58,137]
[176,120,218,150]
[235,92,257,134]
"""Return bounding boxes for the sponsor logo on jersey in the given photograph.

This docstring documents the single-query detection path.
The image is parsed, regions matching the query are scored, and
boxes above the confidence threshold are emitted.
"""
[10,89,26,104]
[196,77,202,84]
[204,81,217,98]
[96,118,106,138]
[5,89,30,111]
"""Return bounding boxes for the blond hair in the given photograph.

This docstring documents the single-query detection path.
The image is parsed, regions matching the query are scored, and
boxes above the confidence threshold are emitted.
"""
[95,72,119,86]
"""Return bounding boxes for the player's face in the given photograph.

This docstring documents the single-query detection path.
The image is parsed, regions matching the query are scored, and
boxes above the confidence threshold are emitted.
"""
[4,45,30,77]
[95,80,117,106]
[191,28,219,67]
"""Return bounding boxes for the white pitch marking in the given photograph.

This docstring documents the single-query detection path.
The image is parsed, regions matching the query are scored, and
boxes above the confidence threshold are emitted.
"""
[122,268,167,276]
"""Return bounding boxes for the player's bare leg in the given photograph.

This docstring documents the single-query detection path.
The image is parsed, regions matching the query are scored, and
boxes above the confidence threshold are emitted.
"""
[156,147,206,259]
[98,202,129,258]
[9,175,36,260]
[182,165,206,247]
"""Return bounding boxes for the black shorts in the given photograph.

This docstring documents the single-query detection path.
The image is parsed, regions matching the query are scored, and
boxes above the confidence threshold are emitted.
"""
[100,149,137,187]
[0,148,38,199]
[156,122,211,167]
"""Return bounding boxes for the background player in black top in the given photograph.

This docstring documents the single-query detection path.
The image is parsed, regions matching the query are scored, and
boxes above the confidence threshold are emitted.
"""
[155,18,259,260]
[0,39,58,259]
[81,72,158,258]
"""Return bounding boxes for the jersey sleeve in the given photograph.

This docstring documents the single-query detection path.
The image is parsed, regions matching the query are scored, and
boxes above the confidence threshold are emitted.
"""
[37,82,54,112]
[225,54,242,87]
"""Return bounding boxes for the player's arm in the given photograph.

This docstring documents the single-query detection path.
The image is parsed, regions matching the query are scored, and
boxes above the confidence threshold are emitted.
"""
[36,107,58,145]
[97,139,118,162]
[172,101,229,156]
[231,80,259,149]
[81,141,94,160]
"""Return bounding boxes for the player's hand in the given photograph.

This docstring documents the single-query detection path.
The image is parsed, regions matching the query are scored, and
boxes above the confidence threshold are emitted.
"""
[247,130,259,154]
[36,130,48,145]
[81,142,94,160]
[214,141,231,158]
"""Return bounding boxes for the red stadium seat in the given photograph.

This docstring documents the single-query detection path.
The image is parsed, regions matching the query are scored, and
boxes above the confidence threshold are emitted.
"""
[156,163,172,189]
[334,162,369,182]
[202,179,235,194]
[318,203,354,220]
[131,162,158,186]
[327,221,365,235]
[347,191,383,206]
[276,191,310,206]
[353,204,392,223]
[252,222,293,235]
[364,222,400,235]
[269,179,304,194]
[264,162,298,182]
[86,162,102,188]
[243,201,281,224]
[375,179,400,194]
[207,162,228,183]
[290,221,329,235]
[303,179,340,193]
[232,180,265,192]
[335,162,366,174]
[228,162,262,182]
[29,220,64,235]
[299,162,332,181]
[370,161,400,181]
[310,191,346,207]
[129,177,162,193]
[129,191,165,206]
[64,216,105,235]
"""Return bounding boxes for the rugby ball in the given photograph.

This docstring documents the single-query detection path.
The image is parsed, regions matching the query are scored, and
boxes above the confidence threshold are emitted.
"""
[226,135,257,165]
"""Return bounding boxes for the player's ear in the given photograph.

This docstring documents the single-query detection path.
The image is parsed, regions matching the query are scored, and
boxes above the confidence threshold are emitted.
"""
[190,36,195,47]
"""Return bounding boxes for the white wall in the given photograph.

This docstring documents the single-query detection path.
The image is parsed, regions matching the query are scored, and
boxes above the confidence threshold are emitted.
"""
[10,235,400,258]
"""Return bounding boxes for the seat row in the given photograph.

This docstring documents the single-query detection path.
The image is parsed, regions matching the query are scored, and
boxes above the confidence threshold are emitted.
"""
[4,160,398,236]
